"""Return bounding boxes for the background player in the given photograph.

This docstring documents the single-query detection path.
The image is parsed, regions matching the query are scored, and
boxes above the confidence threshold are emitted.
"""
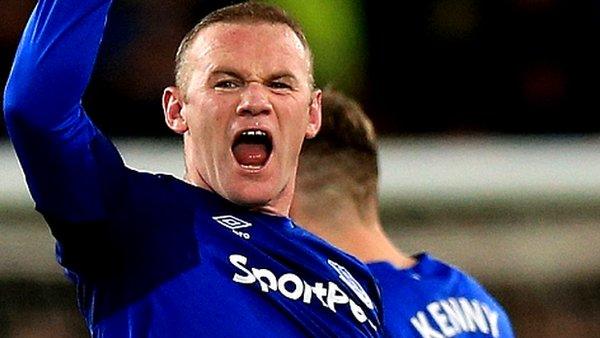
[290,88,515,337]
[4,1,382,336]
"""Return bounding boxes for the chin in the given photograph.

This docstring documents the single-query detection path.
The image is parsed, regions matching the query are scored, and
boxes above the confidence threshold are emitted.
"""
[225,186,276,208]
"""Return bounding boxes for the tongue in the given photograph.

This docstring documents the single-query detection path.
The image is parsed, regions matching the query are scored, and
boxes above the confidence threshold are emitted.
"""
[233,144,269,167]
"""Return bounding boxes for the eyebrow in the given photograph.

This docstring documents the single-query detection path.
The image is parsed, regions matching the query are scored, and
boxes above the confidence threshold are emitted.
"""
[209,69,243,79]
[268,71,295,79]
[209,69,298,83]
[267,72,298,83]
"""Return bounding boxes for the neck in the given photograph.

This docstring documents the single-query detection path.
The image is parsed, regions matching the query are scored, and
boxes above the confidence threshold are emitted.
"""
[291,196,416,269]
[184,165,295,218]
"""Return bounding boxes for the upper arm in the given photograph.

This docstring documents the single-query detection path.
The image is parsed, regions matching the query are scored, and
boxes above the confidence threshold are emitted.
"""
[3,0,117,222]
[10,113,126,222]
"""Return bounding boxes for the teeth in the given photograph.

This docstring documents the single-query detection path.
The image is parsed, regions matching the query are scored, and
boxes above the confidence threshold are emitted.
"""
[241,164,262,170]
[242,130,267,137]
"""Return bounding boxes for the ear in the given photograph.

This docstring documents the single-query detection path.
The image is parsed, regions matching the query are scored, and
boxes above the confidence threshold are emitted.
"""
[163,86,188,134]
[305,89,322,139]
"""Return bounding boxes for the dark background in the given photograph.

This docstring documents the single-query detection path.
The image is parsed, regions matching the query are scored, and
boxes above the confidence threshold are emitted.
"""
[2,0,599,138]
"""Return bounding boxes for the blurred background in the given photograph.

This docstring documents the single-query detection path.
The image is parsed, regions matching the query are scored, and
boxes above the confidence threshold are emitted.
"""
[1,0,600,337]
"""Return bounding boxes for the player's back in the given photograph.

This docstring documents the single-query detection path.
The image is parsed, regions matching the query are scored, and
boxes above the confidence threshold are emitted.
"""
[368,253,514,338]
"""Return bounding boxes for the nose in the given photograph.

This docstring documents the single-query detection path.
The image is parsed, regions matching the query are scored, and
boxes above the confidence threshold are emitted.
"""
[236,82,273,116]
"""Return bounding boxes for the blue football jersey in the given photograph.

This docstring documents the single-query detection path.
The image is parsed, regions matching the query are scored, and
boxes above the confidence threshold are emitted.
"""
[368,253,514,338]
[3,0,382,336]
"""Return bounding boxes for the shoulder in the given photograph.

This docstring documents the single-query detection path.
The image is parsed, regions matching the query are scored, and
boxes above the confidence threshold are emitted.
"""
[373,254,515,337]
[422,254,501,301]
[427,255,514,330]
[121,170,213,208]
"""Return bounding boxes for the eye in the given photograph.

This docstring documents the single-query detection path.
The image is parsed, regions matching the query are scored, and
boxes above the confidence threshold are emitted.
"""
[269,81,292,90]
[214,80,241,89]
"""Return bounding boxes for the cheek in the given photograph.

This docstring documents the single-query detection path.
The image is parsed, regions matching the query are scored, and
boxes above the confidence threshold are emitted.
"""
[188,95,233,127]
[282,116,309,160]
[280,102,311,142]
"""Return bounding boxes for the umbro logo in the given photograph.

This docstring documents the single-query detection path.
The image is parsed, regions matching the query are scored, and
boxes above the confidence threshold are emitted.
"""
[212,215,252,230]
[212,215,252,239]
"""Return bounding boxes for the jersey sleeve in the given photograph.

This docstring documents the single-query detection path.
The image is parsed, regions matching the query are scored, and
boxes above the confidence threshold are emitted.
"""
[2,3,204,317]
[3,0,121,223]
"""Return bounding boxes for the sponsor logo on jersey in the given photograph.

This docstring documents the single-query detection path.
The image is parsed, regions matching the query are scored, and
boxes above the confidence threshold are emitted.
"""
[229,254,377,330]
[328,259,374,310]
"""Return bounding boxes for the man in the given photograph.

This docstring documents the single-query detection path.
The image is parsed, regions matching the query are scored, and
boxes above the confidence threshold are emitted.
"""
[4,1,382,336]
[291,89,515,338]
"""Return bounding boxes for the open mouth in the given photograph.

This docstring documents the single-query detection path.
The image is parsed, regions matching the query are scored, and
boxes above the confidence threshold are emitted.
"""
[232,129,273,170]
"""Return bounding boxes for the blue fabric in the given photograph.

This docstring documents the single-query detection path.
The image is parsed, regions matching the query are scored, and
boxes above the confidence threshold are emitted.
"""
[368,253,514,338]
[4,1,382,336]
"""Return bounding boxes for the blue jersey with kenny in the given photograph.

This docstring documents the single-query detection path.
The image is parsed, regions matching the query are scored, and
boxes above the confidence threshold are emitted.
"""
[369,253,514,338]
[3,1,382,336]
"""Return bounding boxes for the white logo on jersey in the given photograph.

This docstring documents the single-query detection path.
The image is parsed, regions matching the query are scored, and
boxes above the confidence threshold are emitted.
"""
[213,215,252,229]
[410,297,500,338]
[213,215,252,239]
[328,259,374,310]
[229,254,377,330]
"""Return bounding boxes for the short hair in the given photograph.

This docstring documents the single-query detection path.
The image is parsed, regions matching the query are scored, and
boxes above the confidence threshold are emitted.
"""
[174,1,313,90]
[297,88,379,210]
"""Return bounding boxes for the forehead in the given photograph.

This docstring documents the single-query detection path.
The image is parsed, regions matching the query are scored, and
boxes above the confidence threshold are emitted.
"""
[188,22,311,77]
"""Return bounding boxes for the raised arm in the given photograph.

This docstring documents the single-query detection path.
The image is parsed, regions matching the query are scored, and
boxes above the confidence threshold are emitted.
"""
[3,0,122,222]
